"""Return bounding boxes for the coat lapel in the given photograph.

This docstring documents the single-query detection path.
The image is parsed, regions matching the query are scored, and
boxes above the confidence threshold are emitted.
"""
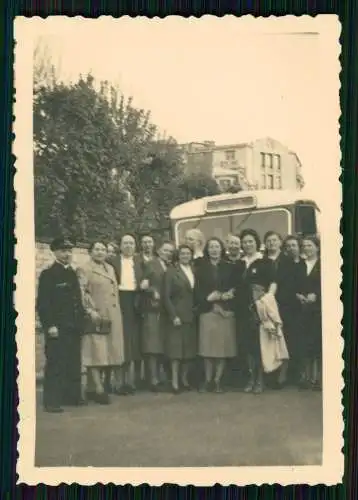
[176,265,194,289]
[91,261,113,281]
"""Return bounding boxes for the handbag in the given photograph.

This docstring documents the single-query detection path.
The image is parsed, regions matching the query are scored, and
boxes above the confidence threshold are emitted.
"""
[83,310,112,335]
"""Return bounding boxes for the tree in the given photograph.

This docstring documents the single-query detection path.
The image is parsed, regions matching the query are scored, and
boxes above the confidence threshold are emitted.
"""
[178,172,220,201]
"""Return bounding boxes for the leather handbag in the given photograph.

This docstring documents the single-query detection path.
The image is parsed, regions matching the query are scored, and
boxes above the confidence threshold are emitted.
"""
[83,310,112,335]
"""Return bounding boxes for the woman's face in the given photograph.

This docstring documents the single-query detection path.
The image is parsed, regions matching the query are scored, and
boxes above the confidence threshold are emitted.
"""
[265,234,282,253]
[91,242,107,263]
[241,235,257,256]
[185,231,201,251]
[285,239,300,258]
[179,248,192,265]
[302,239,319,259]
[107,244,117,259]
[208,240,222,259]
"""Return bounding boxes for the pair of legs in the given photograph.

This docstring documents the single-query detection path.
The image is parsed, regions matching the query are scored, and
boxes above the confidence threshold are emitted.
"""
[114,361,137,392]
[244,354,264,394]
[201,357,226,392]
[300,357,322,389]
[170,359,192,391]
[86,366,112,403]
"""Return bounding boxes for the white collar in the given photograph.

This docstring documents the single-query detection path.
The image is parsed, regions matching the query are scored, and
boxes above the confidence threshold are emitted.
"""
[56,260,71,269]
[242,252,262,265]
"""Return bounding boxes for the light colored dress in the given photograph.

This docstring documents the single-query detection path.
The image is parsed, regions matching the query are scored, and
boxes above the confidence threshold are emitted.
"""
[77,260,125,367]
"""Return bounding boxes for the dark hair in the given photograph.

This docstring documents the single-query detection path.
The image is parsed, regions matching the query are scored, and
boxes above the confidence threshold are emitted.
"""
[302,234,320,252]
[88,240,107,253]
[107,241,119,251]
[263,230,283,244]
[172,244,193,264]
[203,237,226,260]
[240,229,261,251]
[283,234,301,247]
[140,233,155,243]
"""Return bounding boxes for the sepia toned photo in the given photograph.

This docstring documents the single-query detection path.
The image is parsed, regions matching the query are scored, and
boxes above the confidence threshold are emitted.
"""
[14,15,343,485]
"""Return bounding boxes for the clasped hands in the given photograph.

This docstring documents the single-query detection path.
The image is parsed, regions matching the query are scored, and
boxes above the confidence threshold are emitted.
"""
[206,288,235,302]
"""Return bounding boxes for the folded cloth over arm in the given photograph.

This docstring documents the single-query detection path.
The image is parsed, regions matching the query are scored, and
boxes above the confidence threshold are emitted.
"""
[255,293,289,373]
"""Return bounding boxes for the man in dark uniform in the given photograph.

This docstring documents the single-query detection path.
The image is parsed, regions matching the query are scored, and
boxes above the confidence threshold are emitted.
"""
[36,237,85,413]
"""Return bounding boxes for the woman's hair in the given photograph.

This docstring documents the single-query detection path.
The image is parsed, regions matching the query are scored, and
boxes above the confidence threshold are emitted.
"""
[203,237,226,259]
[185,228,205,247]
[140,233,155,243]
[107,241,119,252]
[302,234,321,252]
[239,228,261,251]
[88,240,107,253]
[172,244,193,264]
[263,230,283,244]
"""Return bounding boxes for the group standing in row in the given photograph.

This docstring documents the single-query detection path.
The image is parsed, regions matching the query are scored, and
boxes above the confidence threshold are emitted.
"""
[37,227,322,413]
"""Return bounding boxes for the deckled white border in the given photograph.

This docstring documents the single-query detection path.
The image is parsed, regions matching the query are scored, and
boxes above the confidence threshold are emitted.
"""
[14,15,343,486]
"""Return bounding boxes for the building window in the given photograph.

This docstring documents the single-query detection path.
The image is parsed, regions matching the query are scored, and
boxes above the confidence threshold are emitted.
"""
[260,153,282,190]
[225,150,236,161]
[261,174,267,189]
[218,178,233,190]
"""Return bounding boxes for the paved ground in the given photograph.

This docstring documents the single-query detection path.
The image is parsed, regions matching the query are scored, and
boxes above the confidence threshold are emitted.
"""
[35,386,322,467]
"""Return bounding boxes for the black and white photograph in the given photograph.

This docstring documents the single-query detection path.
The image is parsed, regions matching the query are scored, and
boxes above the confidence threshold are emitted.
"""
[15,15,342,485]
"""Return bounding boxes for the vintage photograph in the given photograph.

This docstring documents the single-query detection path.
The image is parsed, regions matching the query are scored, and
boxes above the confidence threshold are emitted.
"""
[15,16,342,485]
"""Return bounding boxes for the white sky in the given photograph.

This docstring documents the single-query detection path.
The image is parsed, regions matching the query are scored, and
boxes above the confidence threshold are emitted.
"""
[30,16,340,203]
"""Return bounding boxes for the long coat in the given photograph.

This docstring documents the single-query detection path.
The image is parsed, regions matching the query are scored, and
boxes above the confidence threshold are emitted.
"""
[77,260,125,367]
[295,259,322,358]
[164,264,197,360]
[36,261,85,408]
[140,258,168,355]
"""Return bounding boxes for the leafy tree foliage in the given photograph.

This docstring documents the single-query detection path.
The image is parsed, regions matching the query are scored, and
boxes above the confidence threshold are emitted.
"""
[34,70,219,243]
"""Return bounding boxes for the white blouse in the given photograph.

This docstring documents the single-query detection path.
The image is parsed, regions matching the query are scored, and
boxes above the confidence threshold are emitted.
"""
[305,258,317,276]
[119,256,136,291]
[180,264,195,289]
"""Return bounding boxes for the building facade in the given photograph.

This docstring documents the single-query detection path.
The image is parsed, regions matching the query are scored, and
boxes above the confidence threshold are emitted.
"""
[181,137,305,191]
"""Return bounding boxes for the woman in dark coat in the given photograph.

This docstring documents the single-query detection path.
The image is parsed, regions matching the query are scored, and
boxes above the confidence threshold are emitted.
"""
[281,235,307,383]
[140,240,175,391]
[238,229,277,394]
[296,235,322,390]
[164,244,197,393]
[195,237,237,393]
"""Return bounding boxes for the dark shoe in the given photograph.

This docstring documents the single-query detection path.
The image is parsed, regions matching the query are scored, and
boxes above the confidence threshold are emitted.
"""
[113,386,130,396]
[198,381,211,393]
[244,380,255,393]
[171,385,181,395]
[150,383,160,393]
[62,398,88,407]
[181,383,192,391]
[44,406,64,413]
[253,382,264,394]
[298,379,310,390]
[126,385,136,395]
[93,392,110,405]
[311,380,322,391]
[85,391,97,401]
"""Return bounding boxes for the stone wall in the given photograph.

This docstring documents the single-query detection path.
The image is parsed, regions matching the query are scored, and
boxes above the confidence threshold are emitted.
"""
[35,241,90,381]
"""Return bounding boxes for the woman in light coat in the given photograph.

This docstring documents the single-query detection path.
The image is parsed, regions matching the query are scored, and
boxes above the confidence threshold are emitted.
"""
[78,240,125,404]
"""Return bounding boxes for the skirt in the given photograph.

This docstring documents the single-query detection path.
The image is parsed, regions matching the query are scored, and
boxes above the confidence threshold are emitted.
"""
[141,311,165,355]
[119,291,141,362]
[166,321,197,360]
[198,311,236,359]
[82,333,124,367]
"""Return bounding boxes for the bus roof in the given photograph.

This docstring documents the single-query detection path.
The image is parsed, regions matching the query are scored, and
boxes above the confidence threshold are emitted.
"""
[170,189,317,220]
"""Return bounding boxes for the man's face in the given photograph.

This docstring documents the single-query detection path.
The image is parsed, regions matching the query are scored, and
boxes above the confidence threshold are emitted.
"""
[141,236,154,254]
[121,235,136,256]
[185,231,199,251]
[54,248,72,265]
[159,243,175,263]
[227,235,241,256]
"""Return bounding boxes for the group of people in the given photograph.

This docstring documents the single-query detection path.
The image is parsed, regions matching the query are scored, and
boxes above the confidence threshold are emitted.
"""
[37,227,322,413]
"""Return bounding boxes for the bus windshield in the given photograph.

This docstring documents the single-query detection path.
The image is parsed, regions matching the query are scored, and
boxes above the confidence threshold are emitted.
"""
[174,208,292,245]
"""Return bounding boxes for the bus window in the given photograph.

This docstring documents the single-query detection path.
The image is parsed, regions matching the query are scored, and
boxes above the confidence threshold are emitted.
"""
[295,204,317,236]
[175,215,231,244]
[232,208,292,242]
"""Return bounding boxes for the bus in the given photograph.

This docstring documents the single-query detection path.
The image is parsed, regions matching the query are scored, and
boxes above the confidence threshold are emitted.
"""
[170,190,320,247]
